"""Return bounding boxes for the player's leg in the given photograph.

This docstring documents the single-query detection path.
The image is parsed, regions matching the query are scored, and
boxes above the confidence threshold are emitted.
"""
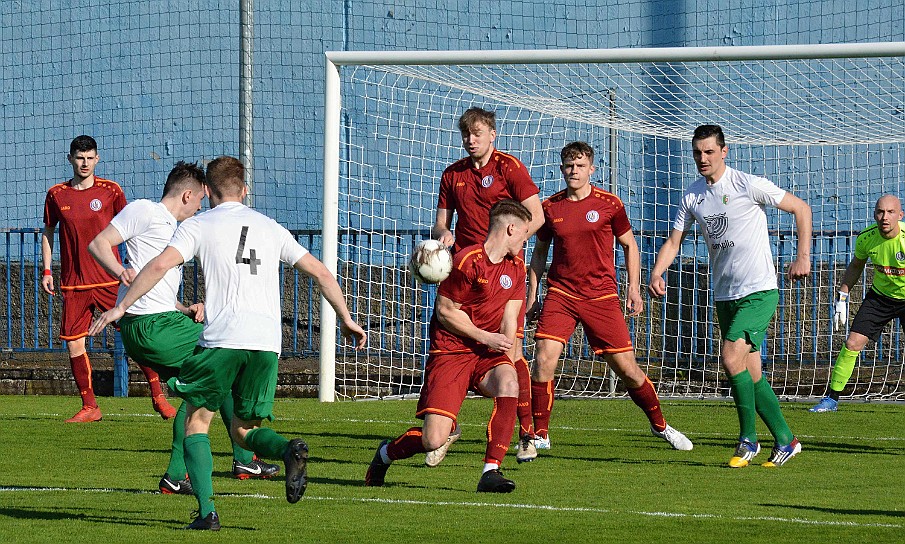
[514,302,534,440]
[218,394,279,479]
[183,402,220,530]
[530,338,564,448]
[475,359,519,492]
[60,290,101,421]
[812,332,868,412]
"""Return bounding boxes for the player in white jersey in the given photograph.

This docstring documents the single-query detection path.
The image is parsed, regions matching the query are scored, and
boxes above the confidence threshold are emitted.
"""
[88,161,279,496]
[89,156,367,530]
[648,124,812,469]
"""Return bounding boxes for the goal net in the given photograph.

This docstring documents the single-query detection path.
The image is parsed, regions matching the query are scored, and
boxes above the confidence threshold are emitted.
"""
[322,44,905,402]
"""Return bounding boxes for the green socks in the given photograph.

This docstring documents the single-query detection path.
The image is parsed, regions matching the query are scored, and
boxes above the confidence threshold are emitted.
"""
[184,433,215,516]
[830,346,859,393]
[165,401,187,477]
[728,370,758,443]
[244,427,290,460]
[753,377,794,445]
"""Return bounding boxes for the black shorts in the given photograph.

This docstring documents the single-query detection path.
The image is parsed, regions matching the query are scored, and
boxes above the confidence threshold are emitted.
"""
[850,288,905,341]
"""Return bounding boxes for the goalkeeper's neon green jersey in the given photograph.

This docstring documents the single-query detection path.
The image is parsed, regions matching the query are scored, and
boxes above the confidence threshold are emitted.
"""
[854,221,905,300]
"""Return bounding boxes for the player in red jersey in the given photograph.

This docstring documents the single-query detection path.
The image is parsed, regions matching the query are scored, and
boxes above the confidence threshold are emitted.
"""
[429,107,545,465]
[41,135,175,423]
[367,200,532,492]
[527,142,693,452]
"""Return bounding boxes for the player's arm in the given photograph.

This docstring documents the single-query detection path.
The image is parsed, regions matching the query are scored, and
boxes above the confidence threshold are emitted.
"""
[293,253,366,349]
[647,228,688,297]
[88,225,136,285]
[616,228,643,317]
[436,294,513,353]
[87,247,185,335]
[432,207,455,247]
[520,194,544,238]
[40,225,55,294]
[838,256,868,294]
[775,192,812,280]
[527,237,551,322]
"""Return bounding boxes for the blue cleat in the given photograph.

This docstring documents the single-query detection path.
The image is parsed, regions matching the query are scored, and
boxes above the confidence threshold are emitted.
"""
[809,397,838,413]
[762,438,802,467]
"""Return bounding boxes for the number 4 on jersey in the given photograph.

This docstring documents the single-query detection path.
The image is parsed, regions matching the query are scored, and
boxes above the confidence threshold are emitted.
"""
[235,226,261,274]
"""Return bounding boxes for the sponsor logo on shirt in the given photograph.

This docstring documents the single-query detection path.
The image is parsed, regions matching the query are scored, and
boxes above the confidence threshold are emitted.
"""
[499,274,513,289]
[877,265,905,276]
[586,210,600,223]
[89,198,102,212]
[481,175,494,188]
[704,213,734,250]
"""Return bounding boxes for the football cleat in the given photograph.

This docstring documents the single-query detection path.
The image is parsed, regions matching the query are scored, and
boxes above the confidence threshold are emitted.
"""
[159,473,194,495]
[185,511,220,531]
[532,434,551,450]
[476,469,515,493]
[515,434,537,463]
[366,439,391,486]
[762,438,802,468]
[283,438,309,504]
[809,397,838,413]
[651,424,694,451]
[728,439,761,468]
[65,406,102,423]
[233,456,280,480]
[425,424,461,467]
[152,395,177,420]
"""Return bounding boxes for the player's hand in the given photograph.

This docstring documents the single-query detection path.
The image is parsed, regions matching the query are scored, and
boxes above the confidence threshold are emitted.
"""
[525,300,541,323]
[118,268,137,286]
[625,288,644,317]
[832,291,849,332]
[647,275,667,298]
[341,318,367,349]
[436,230,455,248]
[187,303,205,322]
[41,274,55,295]
[482,332,513,353]
[788,256,811,280]
[88,306,125,336]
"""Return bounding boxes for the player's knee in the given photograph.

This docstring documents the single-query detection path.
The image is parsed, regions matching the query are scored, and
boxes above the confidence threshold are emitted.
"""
[422,429,448,451]
[844,335,867,352]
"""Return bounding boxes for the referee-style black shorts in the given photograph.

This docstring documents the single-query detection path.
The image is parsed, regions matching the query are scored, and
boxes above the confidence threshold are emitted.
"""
[850,288,905,341]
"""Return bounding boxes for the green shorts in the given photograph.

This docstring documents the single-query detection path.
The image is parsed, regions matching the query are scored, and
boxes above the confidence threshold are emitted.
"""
[714,289,778,352]
[118,311,203,382]
[167,347,279,421]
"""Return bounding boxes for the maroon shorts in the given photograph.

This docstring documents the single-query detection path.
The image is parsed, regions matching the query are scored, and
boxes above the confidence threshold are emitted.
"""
[416,351,514,421]
[60,285,118,341]
[535,289,633,355]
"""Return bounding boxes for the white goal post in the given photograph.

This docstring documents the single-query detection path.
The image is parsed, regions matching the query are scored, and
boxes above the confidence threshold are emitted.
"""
[320,43,905,403]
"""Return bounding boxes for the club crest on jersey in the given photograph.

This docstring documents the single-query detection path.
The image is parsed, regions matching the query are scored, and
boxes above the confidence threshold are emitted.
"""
[897,251,905,261]
[704,213,729,240]
[481,175,494,188]
[722,195,730,205]
[499,274,513,289]
[586,210,600,223]
[89,198,102,212]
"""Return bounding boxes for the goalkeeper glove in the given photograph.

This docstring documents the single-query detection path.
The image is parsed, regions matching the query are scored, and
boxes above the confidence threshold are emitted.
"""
[833,291,849,332]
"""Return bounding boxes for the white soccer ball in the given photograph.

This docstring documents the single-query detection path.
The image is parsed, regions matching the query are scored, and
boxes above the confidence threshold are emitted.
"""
[408,239,453,284]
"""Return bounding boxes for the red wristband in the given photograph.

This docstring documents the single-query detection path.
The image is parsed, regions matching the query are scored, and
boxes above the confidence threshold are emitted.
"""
[43,269,52,277]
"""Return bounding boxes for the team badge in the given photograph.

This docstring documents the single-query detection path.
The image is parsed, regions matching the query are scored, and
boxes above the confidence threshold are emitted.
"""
[704,213,729,240]
[499,274,513,289]
[897,251,905,261]
[586,210,600,223]
[89,198,102,211]
[481,175,494,188]
[722,194,730,204]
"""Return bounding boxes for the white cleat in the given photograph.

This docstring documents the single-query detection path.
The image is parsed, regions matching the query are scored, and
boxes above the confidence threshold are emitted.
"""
[425,424,462,467]
[515,435,537,463]
[651,424,693,451]
[532,435,551,450]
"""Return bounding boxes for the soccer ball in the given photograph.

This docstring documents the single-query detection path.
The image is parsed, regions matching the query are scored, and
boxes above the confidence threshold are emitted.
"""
[408,239,453,284]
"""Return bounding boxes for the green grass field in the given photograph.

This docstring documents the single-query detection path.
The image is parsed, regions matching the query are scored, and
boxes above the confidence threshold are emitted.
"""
[0,395,901,542]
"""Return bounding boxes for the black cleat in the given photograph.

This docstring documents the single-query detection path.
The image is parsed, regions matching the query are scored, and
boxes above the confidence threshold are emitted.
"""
[283,438,309,504]
[365,439,391,487]
[233,456,280,480]
[185,511,220,531]
[159,473,193,495]
[476,469,515,493]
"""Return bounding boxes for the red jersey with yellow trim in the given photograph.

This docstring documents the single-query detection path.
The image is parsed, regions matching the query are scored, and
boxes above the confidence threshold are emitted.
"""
[537,185,632,299]
[429,244,526,354]
[437,149,538,254]
[43,177,127,290]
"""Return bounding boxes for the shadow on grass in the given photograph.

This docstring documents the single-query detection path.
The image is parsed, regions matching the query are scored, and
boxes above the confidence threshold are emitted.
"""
[760,503,905,518]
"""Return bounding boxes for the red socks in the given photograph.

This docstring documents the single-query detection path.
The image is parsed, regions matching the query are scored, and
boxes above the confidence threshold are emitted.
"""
[138,364,165,398]
[515,357,534,436]
[627,378,666,432]
[485,396,517,465]
[531,380,553,438]
[69,353,97,408]
[385,427,428,460]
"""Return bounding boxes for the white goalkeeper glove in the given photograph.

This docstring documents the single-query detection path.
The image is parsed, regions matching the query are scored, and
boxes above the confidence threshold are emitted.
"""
[833,291,849,332]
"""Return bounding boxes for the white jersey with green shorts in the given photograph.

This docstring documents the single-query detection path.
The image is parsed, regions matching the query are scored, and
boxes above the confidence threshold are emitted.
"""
[672,166,786,302]
[167,201,308,354]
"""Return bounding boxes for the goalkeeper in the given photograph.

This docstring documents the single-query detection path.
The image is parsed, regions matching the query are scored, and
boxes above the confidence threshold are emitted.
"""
[811,194,905,412]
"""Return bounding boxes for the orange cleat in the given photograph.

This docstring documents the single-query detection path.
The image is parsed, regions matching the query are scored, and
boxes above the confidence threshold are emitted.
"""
[65,406,102,423]
[152,395,177,420]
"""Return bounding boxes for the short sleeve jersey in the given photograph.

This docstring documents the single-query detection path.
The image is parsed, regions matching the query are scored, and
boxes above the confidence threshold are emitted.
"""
[167,201,308,354]
[429,244,526,355]
[109,199,182,315]
[537,185,632,299]
[43,177,127,290]
[672,166,786,301]
[437,149,539,254]
[854,221,905,300]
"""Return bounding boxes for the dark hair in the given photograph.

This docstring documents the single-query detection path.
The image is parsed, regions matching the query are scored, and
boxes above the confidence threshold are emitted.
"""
[162,161,206,198]
[489,199,532,226]
[69,135,98,155]
[692,124,726,148]
[560,141,595,163]
[458,107,496,133]
[205,156,246,200]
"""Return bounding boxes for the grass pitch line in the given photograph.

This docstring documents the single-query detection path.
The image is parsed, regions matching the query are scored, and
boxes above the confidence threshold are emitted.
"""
[1,486,899,529]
